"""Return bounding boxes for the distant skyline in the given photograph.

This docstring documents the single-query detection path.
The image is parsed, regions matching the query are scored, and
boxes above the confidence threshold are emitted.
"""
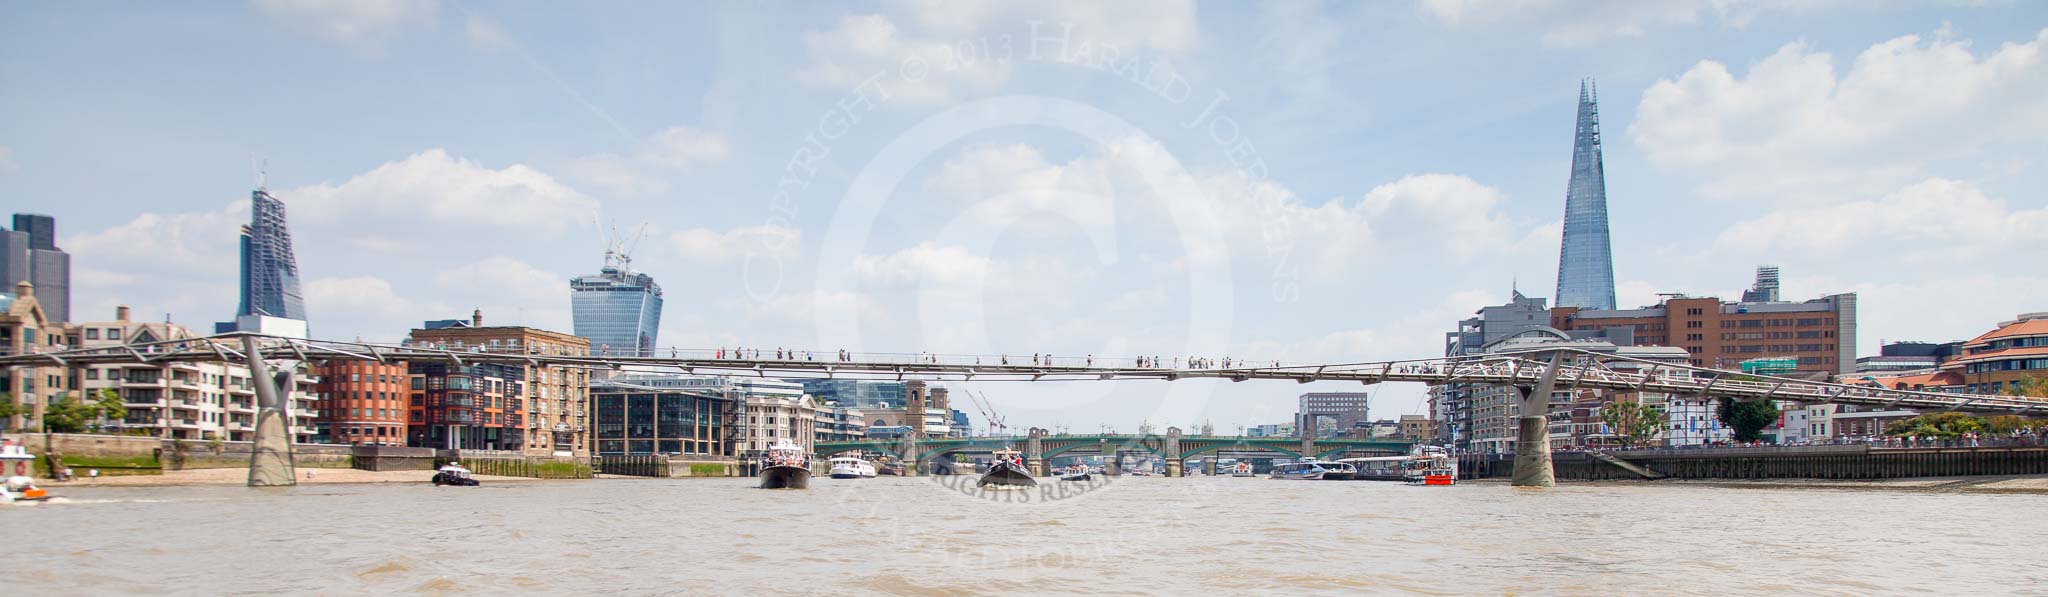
[3,2,2045,431]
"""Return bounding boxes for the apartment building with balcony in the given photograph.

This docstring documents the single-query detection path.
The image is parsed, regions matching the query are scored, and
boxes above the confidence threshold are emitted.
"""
[69,306,317,441]
[404,311,591,457]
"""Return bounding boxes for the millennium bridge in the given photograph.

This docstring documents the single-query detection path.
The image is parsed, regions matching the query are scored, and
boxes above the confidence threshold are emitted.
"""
[815,430,1413,477]
[4,333,2043,486]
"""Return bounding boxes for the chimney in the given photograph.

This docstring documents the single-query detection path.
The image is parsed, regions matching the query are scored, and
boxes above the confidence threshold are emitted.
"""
[116,305,131,322]
[472,308,483,328]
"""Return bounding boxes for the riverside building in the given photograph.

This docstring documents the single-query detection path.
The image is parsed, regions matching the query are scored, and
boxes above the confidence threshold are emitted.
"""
[404,312,591,457]
[68,306,318,442]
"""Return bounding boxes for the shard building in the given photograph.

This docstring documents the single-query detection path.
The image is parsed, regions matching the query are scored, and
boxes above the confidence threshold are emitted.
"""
[571,257,663,357]
[1554,78,1618,311]
[237,188,308,320]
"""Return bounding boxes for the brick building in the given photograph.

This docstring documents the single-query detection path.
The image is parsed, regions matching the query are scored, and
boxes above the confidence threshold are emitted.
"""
[404,312,591,457]
[314,360,410,446]
[0,282,67,430]
[1553,293,1857,375]
[1945,312,2048,396]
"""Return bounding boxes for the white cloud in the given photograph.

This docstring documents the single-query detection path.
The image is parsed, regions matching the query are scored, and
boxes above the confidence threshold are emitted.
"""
[796,13,1012,105]
[464,14,514,52]
[1419,0,1839,46]
[306,275,420,325]
[670,225,800,262]
[854,241,994,286]
[1717,178,2048,256]
[281,148,598,230]
[1357,174,1517,258]
[1630,27,2048,201]
[641,126,730,170]
[0,146,16,174]
[431,257,570,331]
[892,0,1199,54]
[252,0,435,49]
[64,201,246,278]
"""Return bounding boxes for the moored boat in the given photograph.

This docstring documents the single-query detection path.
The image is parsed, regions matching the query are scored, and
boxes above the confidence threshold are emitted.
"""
[1307,459,1356,481]
[758,439,813,490]
[1230,462,1255,477]
[1269,461,1326,480]
[1057,465,1093,482]
[432,463,480,487]
[977,449,1036,488]
[1337,456,1412,481]
[829,456,877,479]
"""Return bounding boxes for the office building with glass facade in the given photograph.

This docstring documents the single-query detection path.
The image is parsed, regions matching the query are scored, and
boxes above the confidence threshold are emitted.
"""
[592,377,733,456]
[570,263,663,357]
[1554,78,1617,311]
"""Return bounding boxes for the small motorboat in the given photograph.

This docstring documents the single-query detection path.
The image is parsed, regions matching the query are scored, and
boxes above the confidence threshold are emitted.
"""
[977,449,1036,488]
[758,439,812,490]
[432,463,480,487]
[829,456,877,479]
[877,461,905,476]
[1403,445,1458,486]
[1057,466,1093,482]
[1,476,49,503]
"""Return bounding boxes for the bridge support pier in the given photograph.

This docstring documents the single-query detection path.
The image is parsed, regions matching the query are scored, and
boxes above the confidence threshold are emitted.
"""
[1105,453,1121,477]
[1027,457,1046,477]
[1167,459,1184,478]
[1203,458,1218,476]
[1509,351,1567,488]
[242,336,296,488]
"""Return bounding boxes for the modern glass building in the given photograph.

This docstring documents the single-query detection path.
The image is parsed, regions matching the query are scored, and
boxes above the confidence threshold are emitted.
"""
[3,214,70,323]
[1554,78,1618,311]
[591,380,731,456]
[237,189,307,320]
[798,379,907,408]
[570,259,663,357]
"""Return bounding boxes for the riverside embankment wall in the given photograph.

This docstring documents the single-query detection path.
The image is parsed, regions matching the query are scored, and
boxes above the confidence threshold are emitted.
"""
[1459,445,2048,481]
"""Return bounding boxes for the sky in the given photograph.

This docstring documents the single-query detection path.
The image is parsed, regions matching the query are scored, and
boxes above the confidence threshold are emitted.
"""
[2,1,2044,434]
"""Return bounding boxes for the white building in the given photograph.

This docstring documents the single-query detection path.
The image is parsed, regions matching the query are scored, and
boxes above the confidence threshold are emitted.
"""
[608,373,816,456]
[73,307,318,442]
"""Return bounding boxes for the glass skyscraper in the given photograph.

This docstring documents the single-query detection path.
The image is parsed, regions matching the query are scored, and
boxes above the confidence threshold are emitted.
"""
[238,189,307,320]
[1554,78,1618,311]
[570,259,663,357]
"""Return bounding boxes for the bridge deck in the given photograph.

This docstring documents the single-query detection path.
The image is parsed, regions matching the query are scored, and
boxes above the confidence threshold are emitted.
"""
[3,333,2041,415]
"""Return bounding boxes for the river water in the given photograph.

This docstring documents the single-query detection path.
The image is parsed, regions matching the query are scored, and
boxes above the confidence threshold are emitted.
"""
[13,475,2046,595]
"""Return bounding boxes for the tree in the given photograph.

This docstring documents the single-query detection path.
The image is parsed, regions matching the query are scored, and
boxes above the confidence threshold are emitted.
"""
[0,393,20,431]
[92,389,125,430]
[1716,398,1780,443]
[41,391,126,434]
[2006,375,2048,399]
[1885,412,1987,439]
[1600,399,1665,449]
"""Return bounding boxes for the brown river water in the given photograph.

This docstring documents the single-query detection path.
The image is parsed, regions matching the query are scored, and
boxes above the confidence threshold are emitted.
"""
[11,475,2046,595]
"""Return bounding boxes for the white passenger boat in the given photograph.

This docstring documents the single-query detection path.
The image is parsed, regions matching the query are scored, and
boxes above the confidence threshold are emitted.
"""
[758,440,812,490]
[1230,462,1255,477]
[828,456,877,479]
[1302,458,1356,480]
[1268,461,1326,480]
[1337,456,1412,481]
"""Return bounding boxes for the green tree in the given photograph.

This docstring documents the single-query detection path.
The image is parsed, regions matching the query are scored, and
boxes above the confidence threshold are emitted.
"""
[1715,398,1780,443]
[1599,399,1665,449]
[1885,412,1987,439]
[2006,375,2048,399]
[42,390,127,434]
[0,393,21,430]
[92,389,125,430]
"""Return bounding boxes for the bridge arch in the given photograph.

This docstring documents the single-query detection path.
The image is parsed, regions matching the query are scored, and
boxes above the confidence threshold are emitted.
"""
[1177,442,1304,460]
[816,443,903,460]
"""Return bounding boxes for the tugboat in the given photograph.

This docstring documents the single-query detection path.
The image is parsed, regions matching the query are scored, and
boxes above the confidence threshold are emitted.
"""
[758,439,812,490]
[977,449,1036,488]
[432,462,480,486]
[828,456,877,479]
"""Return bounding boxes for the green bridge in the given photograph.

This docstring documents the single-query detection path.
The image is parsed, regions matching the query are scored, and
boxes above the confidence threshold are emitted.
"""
[815,428,1414,477]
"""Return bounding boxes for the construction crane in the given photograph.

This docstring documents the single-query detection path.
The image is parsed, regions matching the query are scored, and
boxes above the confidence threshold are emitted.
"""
[965,389,1008,436]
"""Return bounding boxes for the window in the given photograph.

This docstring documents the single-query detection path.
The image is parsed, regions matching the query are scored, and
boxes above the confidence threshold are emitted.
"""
[1686,321,1703,329]
[85,328,99,340]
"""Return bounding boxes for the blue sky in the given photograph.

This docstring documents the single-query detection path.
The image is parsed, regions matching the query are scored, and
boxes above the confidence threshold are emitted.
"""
[3,1,2044,433]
